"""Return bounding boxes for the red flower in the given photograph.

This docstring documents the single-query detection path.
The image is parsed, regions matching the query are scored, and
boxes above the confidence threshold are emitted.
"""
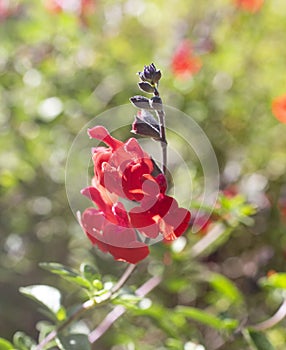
[80,191,149,264]
[44,0,95,16]
[0,0,19,20]
[171,40,202,79]
[80,126,191,263]
[272,94,286,124]
[88,126,155,201]
[235,0,264,12]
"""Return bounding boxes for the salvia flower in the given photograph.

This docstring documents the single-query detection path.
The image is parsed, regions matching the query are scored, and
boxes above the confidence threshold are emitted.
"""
[235,0,264,13]
[80,126,190,263]
[171,40,202,79]
[272,94,286,124]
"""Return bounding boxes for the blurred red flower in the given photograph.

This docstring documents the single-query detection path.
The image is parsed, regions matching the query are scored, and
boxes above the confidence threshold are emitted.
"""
[272,94,286,124]
[80,126,191,263]
[235,0,264,12]
[171,40,202,79]
[44,0,95,16]
[0,0,19,20]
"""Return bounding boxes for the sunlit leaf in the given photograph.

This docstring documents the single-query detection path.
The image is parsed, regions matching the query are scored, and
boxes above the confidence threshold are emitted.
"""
[40,262,92,289]
[19,285,62,315]
[0,338,14,350]
[260,273,286,290]
[56,334,91,350]
[176,306,238,330]
[209,273,243,304]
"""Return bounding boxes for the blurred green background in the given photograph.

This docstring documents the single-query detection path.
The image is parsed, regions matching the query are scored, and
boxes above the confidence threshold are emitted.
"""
[1,0,286,349]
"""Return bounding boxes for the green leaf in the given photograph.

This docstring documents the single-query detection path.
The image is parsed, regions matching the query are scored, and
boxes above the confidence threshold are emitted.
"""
[19,285,62,315]
[176,306,238,331]
[40,262,92,289]
[260,273,286,290]
[165,338,184,350]
[80,263,101,284]
[0,338,14,350]
[244,329,275,350]
[112,293,142,309]
[209,273,243,304]
[13,332,36,350]
[36,321,55,345]
[56,334,91,350]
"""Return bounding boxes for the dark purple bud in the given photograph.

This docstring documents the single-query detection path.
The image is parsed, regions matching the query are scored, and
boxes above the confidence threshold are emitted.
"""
[149,96,162,111]
[138,63,161,85]
[138,81,155,94]
[130,95,151,109]
[131,110,160,140]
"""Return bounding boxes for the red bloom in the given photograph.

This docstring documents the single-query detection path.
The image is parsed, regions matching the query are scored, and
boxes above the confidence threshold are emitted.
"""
[44,0,95,15]
[0,0,19,20]
[272,94,286,124]
[235,0,264,12]
[171,40,202,79]
[80,126,191,263]
[88,126,155,201]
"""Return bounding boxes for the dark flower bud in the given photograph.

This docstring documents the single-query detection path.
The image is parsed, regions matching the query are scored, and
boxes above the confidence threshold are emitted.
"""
[130,95,151,109]
[138,81,155,94]
[131,110,160,140]
[149,96,162,111]
[138,63,162,85]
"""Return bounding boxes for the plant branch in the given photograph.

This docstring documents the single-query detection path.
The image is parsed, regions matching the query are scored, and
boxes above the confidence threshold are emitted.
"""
[156,108,167,175]
[35,264,136,350]
[88,275,162,343]
[249,298,286,331]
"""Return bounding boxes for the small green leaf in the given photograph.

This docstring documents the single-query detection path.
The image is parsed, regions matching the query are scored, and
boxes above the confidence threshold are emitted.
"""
[40,263,92,289]
[80,263,101,283]
[112,293,142,309]
[165,338,184,350]
[0,338,14,350]
[260,273,286,290]
[56,334,91,350]
[13,332,36,350]
[19,285,62,315]
[209,273,243,304]
[176,306,238,331]
[244,329,275,350]
[36,321,55,344]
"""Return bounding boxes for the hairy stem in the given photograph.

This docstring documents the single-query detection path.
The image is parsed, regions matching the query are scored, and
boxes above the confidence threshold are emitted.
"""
[156,108,167,175]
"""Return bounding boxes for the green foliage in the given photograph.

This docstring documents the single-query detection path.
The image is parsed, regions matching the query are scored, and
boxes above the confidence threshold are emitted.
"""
[13,332,36,350]
[19,285,65,322]
[244,329,275,350]
[40,263,99,290]
[56,334,91,350]
[208,273,244,304]
[1,0,286,349]
[260,273,286,290]
[0,338,14,350]
[176,306,238,331]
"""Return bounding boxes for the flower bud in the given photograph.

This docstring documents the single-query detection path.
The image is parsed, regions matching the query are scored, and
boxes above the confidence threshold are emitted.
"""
[131,110,160,140]
[138,82,155,94]
[149,96,162,111]
[130,95,151,109]
[138,63,161,85]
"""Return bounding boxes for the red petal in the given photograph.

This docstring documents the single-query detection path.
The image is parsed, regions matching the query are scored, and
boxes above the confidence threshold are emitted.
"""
[108,244,149,264]
[88,126,123,150]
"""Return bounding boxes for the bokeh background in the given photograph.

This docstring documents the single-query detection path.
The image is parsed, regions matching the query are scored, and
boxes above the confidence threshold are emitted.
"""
[1,0,286,349]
